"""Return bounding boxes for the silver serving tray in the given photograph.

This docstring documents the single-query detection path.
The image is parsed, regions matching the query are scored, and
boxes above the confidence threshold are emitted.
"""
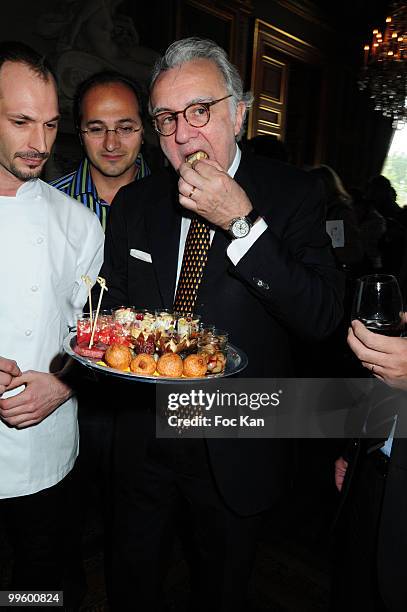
[63,332,248,384]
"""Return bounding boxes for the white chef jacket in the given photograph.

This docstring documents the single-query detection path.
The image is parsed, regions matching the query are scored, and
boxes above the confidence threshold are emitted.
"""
[0,178,104,499]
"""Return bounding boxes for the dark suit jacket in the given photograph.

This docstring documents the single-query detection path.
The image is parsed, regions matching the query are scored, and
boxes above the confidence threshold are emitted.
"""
[338,428,407,610]
[378,438,407,611]
[101,151,343,515]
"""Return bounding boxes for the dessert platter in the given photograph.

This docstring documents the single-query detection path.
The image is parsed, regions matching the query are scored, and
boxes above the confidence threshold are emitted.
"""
[64,306,248,383]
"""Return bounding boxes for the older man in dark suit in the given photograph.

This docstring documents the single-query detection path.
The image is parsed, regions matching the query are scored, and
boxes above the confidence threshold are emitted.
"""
[101,37,343,612]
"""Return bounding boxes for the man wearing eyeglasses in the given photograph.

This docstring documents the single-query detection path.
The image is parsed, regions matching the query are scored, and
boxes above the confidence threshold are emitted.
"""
[101,38,343,611]
[51,71,150,231]
[51,71,150,602]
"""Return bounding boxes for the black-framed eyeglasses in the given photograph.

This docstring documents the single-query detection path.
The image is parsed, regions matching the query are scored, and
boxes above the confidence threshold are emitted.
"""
[153,94,232,136]
[80,125,142,140]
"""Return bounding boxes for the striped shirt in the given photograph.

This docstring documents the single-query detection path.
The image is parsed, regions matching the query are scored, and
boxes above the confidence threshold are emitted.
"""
[50,154,150,232]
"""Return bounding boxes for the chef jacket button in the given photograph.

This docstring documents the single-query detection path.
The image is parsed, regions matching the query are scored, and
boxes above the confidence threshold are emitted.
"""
[25,329,32,336]
[37,237,44,245]
[31,285,39,292]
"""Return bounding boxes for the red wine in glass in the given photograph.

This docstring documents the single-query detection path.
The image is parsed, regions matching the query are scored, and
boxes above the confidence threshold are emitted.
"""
[352,274,404,337]
[358,318,404,337]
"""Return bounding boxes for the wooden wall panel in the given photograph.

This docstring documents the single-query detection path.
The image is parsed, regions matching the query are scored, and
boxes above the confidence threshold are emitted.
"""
[176,0,253,82]
[248,18,325,167]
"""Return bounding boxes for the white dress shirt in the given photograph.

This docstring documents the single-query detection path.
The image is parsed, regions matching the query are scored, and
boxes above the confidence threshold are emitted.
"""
[0,179,104,499]
[175,145,268,288]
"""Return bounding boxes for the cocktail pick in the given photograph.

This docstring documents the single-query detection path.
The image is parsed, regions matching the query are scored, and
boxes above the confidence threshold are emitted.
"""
[81,274,93,330]
[89,276,108,348]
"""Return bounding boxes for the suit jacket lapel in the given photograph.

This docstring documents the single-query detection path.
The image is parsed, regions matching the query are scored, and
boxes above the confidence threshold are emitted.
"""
[198,152,263,300]
[234,152,269,219]
[145,177,181,308]
[197,227,229,305]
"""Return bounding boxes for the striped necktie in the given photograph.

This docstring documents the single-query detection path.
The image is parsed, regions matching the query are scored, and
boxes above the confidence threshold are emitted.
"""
[174,216,211,315]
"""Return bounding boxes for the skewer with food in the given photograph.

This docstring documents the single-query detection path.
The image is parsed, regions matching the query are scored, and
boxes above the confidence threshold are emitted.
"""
[73,284,228,377]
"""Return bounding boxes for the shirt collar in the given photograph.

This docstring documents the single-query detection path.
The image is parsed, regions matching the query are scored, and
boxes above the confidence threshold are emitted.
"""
[73,154,150,203]
[75,158,99,200]
[227,144,241,178]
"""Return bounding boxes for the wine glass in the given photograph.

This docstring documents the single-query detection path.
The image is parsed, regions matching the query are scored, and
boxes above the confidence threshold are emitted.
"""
[351,274,404,336]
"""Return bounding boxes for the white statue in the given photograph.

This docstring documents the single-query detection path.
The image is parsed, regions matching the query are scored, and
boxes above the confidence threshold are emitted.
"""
[37,0,158,123]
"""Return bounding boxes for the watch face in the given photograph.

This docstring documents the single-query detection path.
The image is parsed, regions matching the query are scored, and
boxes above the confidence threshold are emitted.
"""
[231,218,250,238]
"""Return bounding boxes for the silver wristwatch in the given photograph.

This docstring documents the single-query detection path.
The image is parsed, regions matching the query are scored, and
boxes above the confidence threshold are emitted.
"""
[227,208,259,239]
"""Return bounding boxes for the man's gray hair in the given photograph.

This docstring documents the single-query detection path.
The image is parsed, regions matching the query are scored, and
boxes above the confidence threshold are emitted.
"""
[149,37,253,139]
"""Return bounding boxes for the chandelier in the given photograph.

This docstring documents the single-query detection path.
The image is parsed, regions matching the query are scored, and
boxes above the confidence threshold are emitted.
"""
[359,1,407,127]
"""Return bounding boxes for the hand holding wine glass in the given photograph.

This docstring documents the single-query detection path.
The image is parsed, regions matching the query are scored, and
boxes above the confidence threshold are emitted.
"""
[352,274,404,337]
[348,316,407,388]
[349,274,407,384]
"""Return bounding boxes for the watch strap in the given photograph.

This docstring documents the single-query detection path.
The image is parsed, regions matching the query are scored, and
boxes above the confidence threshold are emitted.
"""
[246,208,260,224]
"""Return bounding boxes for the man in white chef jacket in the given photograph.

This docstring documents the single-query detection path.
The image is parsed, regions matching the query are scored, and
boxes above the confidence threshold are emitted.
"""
[0,41,104,598]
